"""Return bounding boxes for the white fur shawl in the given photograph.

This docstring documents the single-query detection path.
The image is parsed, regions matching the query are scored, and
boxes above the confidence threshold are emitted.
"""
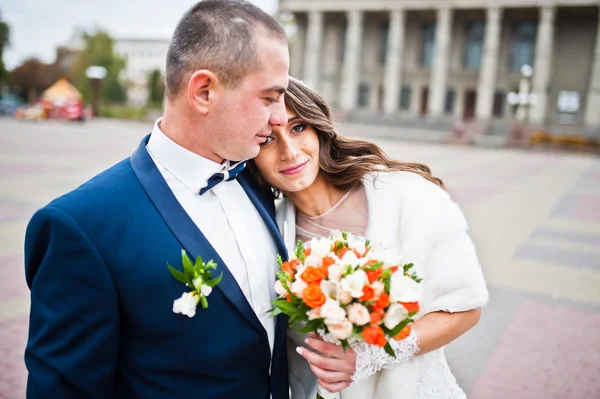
[277,171,489,399]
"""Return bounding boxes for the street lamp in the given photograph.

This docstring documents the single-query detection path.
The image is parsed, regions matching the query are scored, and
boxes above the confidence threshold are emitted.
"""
[86,66,107,117]
[507,64,537,123]
[506,64,537,146]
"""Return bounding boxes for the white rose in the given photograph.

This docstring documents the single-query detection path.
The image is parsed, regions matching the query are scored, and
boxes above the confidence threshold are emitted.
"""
[304,254,321,268]
[340,251,368,267]
[327,265,343,282]
[371,281,385,298]
[328,319,354,341]
[340,269,368,298]
[307,308,322,320]
[320,280,338,300]
[173,292,200,318]
[200,284,213,297]
[346,303,371,326]
[274,280,287,298]
[291,278,308,298]
[338,290,353,305]
[383,303,408,330]
[310,237,333,259]
[321,299,347,325]
[390,272,422,303]
[368,249,402,268]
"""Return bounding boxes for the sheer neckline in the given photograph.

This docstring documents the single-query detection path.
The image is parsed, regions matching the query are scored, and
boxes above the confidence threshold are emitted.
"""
[298,188,355,219]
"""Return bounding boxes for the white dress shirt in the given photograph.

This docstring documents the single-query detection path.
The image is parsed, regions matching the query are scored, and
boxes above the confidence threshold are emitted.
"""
[146,119,278,353]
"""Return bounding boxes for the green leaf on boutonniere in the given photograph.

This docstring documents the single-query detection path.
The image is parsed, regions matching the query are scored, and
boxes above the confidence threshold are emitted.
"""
[205,273,223,288]
[205,259,218,270]
[182,250,195,282]
[167,263,188,284]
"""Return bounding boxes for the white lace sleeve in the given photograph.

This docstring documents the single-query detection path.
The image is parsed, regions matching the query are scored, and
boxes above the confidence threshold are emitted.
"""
[350,329,420,385]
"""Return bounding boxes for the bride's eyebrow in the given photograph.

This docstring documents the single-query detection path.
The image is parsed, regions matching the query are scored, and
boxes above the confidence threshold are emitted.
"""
[287,116,301,123]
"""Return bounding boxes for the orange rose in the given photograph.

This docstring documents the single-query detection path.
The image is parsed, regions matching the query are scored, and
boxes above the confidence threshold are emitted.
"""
[336,247,348,259]
[360,285,375,301]
[281,262,294,276]
[301,266,326,284]
[370,309,384,325]
[394,325,412,341]
[365,268,383,284]
[362,325,386,347]
[303,283,326,309]
[289,259,302,270]
[304,248,312,256]
[322,256,336,268]
[401,302,420,313]
[372,293,390,311]
[389,266,399,273]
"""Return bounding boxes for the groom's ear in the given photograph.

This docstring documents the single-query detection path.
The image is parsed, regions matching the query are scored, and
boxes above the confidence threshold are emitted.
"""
[187,70,220,115]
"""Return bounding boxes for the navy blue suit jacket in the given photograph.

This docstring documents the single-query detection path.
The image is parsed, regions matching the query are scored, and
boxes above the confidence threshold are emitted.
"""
[24,136,289,398]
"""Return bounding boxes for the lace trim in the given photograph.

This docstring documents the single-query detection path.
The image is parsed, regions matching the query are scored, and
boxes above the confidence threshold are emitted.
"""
[349,329,420,385]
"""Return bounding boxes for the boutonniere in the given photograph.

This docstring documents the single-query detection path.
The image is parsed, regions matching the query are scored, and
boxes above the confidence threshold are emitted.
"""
[168,249,223,318]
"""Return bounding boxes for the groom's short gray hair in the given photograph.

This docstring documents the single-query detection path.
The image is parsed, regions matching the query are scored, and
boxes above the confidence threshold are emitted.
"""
[166,0,287,101]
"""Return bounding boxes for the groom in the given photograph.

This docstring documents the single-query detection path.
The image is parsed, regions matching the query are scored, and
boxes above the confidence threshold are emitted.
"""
[24,1,290,397]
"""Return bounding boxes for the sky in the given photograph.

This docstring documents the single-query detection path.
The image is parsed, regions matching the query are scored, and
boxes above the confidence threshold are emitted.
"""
[0,0,278,69]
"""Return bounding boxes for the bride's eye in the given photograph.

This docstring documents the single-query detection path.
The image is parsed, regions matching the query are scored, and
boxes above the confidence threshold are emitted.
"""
[290,123,307,134]
[259,136,274,146]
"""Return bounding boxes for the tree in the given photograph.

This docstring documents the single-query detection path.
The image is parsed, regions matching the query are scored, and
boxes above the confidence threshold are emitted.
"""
[70,30,127,104]
[0,10,10,85]
[9,58,58,101]
[147,69,165,107]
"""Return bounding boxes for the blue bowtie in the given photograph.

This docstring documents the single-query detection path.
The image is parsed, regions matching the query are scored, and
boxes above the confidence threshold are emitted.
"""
[199,160,247,195]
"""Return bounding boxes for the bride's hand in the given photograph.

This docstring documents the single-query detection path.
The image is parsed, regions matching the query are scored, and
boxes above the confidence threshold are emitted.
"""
[296,334,357,393]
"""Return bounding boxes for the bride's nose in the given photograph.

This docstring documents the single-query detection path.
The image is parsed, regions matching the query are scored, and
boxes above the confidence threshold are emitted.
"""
[280,135,300,161]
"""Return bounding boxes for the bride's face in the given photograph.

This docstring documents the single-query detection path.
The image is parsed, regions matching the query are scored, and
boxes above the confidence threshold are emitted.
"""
[252,108,320,194]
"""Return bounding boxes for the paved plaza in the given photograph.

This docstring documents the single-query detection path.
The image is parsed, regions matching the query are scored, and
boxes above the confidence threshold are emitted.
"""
[0,117,599,398]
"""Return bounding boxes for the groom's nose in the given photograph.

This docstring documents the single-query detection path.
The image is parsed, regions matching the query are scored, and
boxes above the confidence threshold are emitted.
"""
[268,99,287,127]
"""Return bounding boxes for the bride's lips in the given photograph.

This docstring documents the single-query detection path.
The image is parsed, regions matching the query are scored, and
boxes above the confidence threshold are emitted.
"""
[280,161,308,175]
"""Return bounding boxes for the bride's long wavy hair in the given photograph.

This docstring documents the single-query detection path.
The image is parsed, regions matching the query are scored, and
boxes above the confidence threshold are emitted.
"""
[247,78,445,193]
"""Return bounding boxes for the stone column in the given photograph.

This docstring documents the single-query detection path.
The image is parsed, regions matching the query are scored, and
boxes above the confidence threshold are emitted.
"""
[383,8,406,114]
[339,10,364,111]
[585,7,600,129]
[290,14,306,80]
[428,7,453,118]
[303,10,324,90]
[475,7,503,121]
[529,6,556,125]
[321,22,342,105]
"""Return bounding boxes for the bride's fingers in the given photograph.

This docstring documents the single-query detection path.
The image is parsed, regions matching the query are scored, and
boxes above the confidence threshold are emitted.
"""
[304,337,352,360]
[309,363,352,384]
[297,347,355,374]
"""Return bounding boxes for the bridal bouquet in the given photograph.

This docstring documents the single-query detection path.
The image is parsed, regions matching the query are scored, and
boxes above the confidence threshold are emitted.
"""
[270,231,422,357]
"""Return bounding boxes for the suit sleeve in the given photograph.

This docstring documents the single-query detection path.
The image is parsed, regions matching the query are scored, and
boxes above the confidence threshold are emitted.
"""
[24,206,120,398]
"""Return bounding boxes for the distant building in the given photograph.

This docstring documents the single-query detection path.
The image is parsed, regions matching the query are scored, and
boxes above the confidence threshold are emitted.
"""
[114,38,169,107]
[281,0,600,131]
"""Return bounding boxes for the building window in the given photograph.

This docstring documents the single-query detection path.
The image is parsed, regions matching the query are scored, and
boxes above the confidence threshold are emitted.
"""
[510,21,537,71]
[493,90,505,117]
[358,83,370,108]
[445,88,456,114]
[399,85,412,110]
[421,22,436,69]
[379,22,389,65]
[464,22,484,70]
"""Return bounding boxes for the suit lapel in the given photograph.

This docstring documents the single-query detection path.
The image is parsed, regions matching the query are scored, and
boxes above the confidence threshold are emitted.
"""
[130,135,267,340]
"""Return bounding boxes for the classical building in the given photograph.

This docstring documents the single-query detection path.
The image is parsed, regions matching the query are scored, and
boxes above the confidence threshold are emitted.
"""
[280,0,600,131]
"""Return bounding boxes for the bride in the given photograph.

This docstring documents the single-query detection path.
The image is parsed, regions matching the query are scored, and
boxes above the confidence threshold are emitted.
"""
[247,78,488,398]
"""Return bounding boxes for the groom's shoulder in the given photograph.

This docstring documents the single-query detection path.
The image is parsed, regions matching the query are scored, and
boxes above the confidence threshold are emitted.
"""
[42,157,139,219]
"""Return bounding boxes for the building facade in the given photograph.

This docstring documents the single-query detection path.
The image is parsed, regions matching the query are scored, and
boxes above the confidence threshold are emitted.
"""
[114,39,170,107]
[281,0,600,130]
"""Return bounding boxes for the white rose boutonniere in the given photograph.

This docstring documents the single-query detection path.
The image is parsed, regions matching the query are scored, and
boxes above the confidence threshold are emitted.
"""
[168,249,223,318]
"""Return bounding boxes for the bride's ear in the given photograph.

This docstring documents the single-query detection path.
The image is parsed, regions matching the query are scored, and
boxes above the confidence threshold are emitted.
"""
[187,70,221,115]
